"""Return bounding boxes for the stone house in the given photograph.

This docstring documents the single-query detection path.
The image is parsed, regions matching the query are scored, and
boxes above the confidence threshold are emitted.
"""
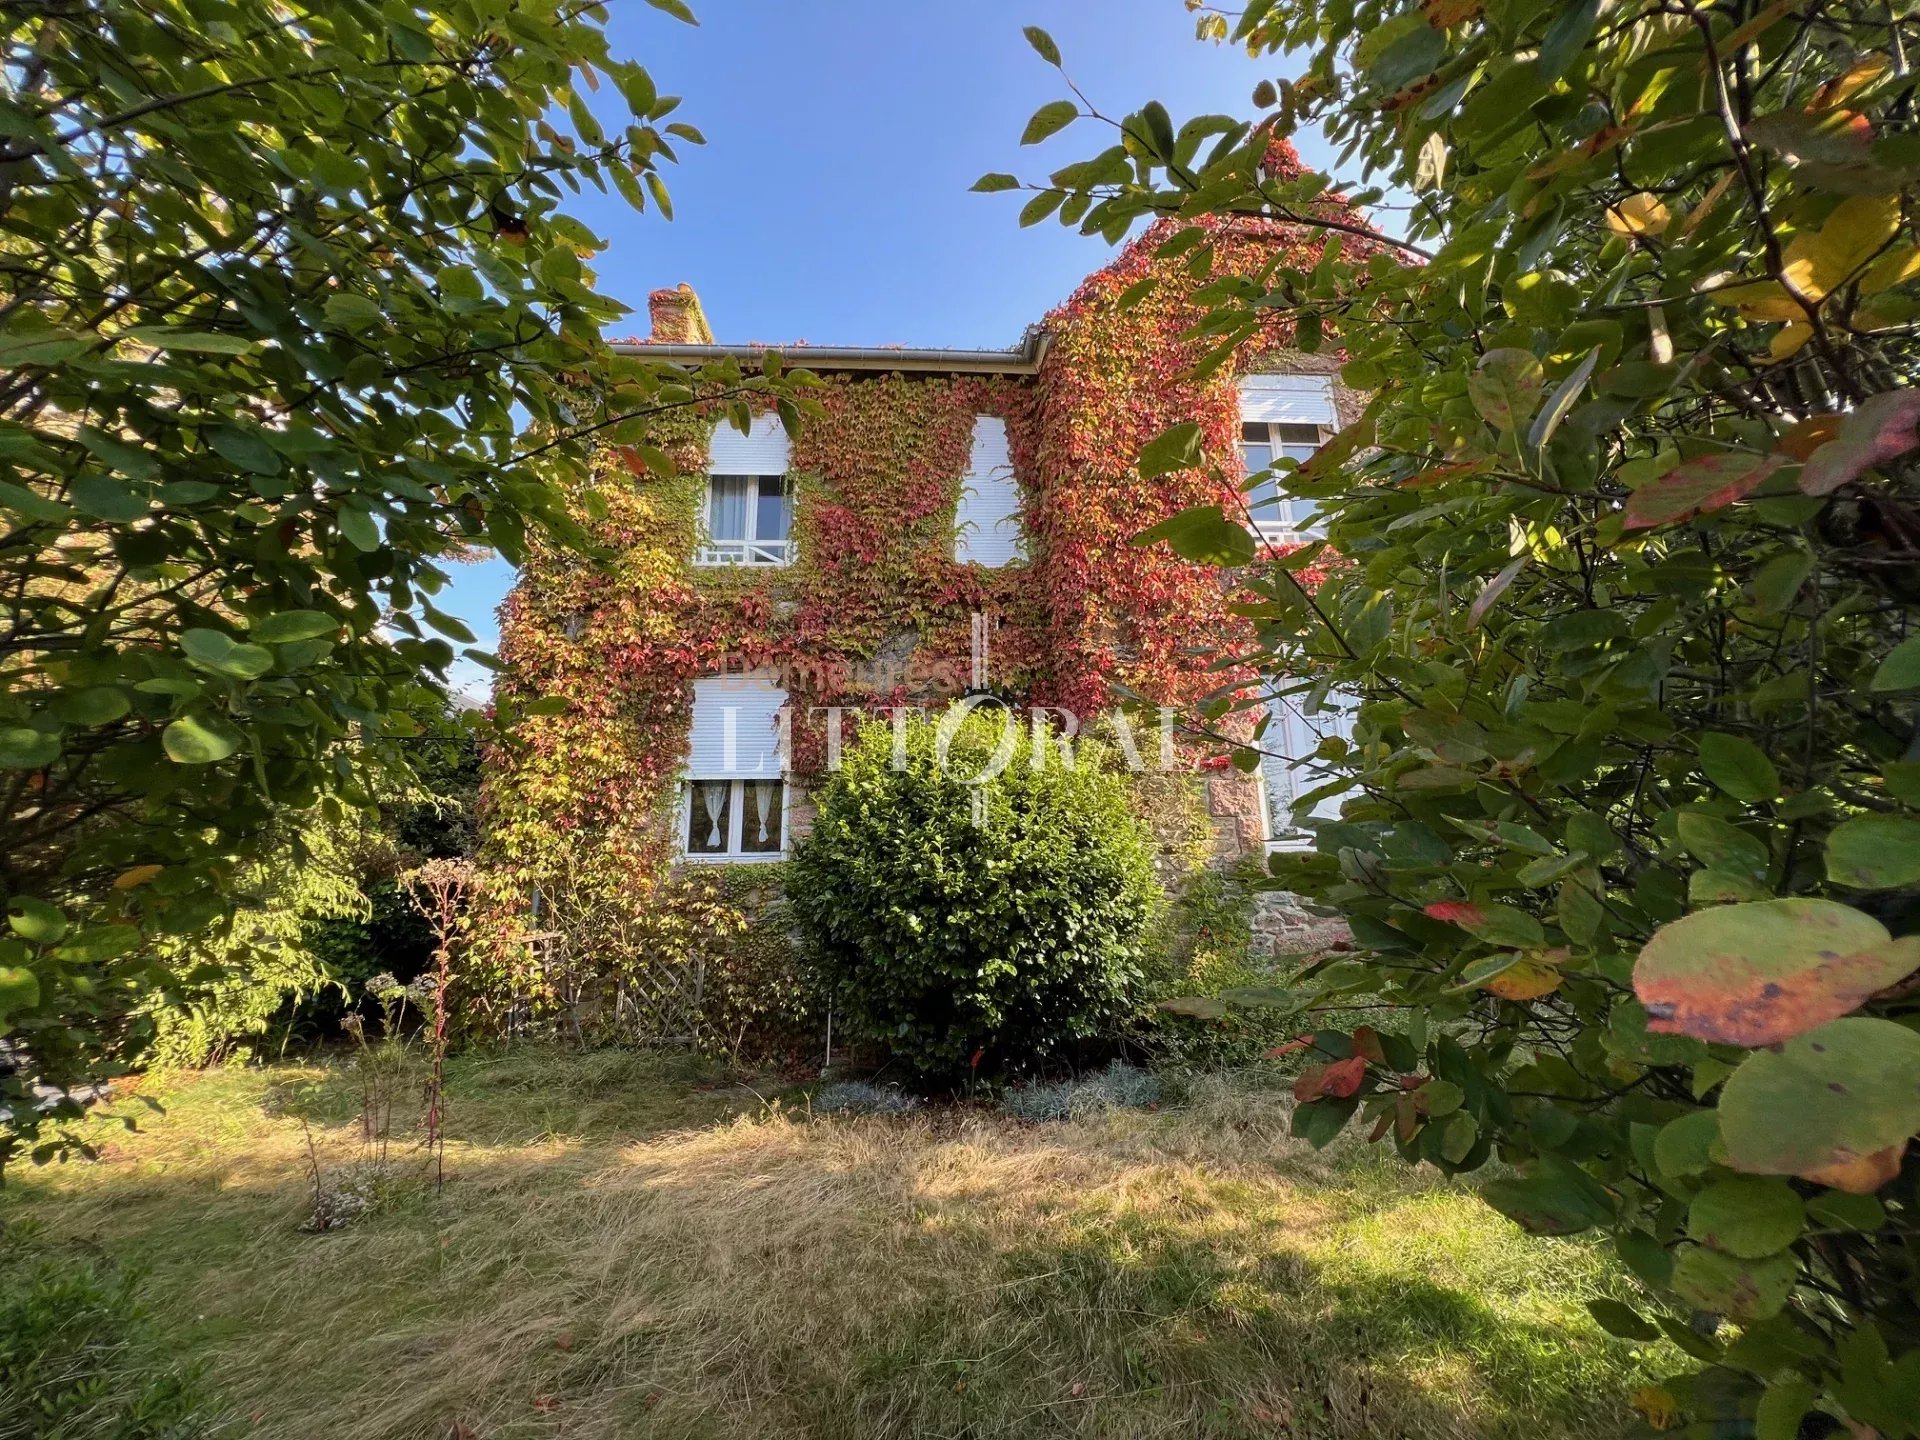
[487,206,1367,968]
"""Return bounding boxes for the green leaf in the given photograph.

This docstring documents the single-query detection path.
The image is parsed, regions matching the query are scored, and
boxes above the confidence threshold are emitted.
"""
[69,473,150,522]
[1537,0,1601,80]
[1586,1298,1659,1341]
[1527,347,1600,451]
[250,610,338,644]
[1719,1018,1920,1184]
[7,897,67,945]
[50,687,130,726]
[1022,25,1061,65]
[1157,995,1227,1019]
[1290,1095,1358,1148]
[1828,814,1920,889]
[971,173,1020,193]
[323,292,385,331]
[207,424,280,475]
[1133,504,1255,565]
[1755,1374,1816,1440]
[0,965,40,1018]
[644,0,698,23]
[1481,1156,1616,1236]
[0,728,59,769]
[1697,733,1781,803]
[1687,1177,1806,1259]
[180,628,275,680]
[1467,348,1543,433]
[163,713,242,764]
[337,504,380,551]
[1806,1190,1885,1231]
[1634,898,1919,1046]
[1870,635,1920,692]
[1018,189,1063,227]
[1652,1110,1722,1181]
[422,606,477,644]
[122,326,255,354]
[1020,100,1078,146]
[1138,422,1204,478]
[1671,1244,1798,1322]
[1676,812,1769,876]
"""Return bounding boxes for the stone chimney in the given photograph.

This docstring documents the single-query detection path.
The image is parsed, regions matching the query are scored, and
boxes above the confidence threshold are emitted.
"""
[647,282,713,344]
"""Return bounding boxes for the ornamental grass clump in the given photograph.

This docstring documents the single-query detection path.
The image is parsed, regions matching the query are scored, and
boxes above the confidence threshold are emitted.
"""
[789,709,1160,1085]
[1000,1061,1162,1122]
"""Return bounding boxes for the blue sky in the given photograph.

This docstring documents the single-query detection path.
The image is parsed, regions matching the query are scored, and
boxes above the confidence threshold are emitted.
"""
[441,1,1322,699]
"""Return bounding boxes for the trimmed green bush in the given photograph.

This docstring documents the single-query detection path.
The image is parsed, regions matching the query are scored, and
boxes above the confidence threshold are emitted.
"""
[789,708,1159,1082]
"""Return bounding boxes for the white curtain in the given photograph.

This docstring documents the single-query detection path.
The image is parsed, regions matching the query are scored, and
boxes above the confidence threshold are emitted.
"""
[698,780,727,848]
[750,780,776,843]
[709,476,750,541]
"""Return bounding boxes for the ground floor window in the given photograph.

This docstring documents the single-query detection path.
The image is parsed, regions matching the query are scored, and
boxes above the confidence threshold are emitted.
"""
[684,778,786,860]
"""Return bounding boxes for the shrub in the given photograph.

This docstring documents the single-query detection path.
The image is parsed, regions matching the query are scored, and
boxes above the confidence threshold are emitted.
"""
[788,708,1160,1083]
[1019,1,1920,1427]
[0,1227,213,1439]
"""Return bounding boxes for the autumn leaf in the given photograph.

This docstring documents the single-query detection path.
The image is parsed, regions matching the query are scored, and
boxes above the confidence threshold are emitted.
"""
[1293,1054,1367,1102]
[1634,899,1920,1046]
[1798,389,1920,496]
[1622,452,1783,530]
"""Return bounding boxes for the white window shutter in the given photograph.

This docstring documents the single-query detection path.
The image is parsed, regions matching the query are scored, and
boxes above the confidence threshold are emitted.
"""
[954,416,1025,566]
[1238,374,1338,425]
[686,672,787,777]
[709,413,789,474]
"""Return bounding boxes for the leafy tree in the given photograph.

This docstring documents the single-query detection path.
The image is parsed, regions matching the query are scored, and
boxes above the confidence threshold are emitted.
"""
[1006,2,1920,1430]
[789,709,1159,1083]
[0,0,789,1167]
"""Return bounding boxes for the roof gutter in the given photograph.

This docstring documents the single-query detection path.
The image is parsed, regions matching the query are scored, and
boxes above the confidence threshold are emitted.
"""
[612,328,1051,376]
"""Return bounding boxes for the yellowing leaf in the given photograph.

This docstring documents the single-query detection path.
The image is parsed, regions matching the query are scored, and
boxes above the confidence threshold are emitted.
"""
[113,864,164,890]
[1780,195,1901,301]
[1810,56,1891,112]
[1707,281,1803,321]
[1767,322,1812,362]
[1605,192,1670,237]
[1858,245,1920,296]
[1631,1385,1681,1431]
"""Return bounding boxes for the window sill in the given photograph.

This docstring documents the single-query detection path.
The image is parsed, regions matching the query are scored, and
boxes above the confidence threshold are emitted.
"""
[678,852,789,865]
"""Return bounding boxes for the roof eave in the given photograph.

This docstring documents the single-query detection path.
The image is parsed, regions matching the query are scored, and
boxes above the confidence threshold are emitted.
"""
[611,329,1051,376]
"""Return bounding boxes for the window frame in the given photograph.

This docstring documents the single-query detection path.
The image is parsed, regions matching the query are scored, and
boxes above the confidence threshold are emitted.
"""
[694,473,793,568]
[1257,688,1360,854]
[1239,419,1329,540]
[679,777,790,863]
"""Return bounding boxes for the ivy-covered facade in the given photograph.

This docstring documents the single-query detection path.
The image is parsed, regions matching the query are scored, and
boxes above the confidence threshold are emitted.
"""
[480,164,1370,1040]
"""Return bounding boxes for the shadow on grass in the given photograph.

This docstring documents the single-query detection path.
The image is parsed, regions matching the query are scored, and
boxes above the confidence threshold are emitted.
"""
[3,1061,1648,1440]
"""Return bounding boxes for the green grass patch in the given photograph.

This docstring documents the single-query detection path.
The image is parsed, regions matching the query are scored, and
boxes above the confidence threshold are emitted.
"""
[1,1050,1666,1438]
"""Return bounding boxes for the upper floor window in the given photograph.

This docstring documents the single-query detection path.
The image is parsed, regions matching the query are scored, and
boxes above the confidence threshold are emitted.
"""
[702,474,791,566]
[1237,375,1338,539]
[697,414,792,567]
[954,415,1025,566]
[1239,422,1327,534]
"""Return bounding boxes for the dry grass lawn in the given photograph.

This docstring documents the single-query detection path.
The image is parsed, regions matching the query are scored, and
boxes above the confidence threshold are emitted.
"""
[2,1048,1662,1439]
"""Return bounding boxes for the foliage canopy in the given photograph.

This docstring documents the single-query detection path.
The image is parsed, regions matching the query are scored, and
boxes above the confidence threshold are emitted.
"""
[1010,0,1920,1429]
[0,0,790,1165]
